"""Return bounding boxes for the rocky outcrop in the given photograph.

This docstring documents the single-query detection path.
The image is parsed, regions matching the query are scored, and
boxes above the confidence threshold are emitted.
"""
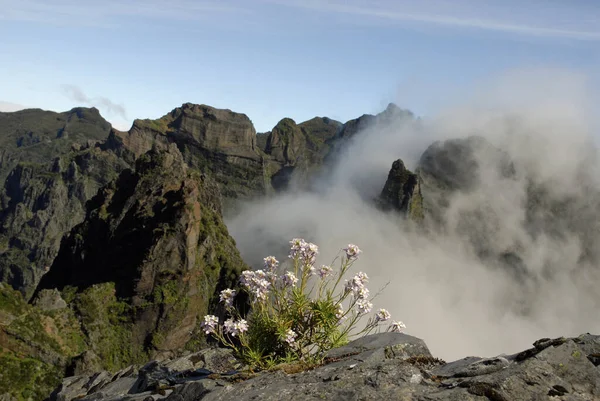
[262,117,328,191]
[265,118,306,165]
[50,332,600,401]
[378,159,423,221]
[107,103,272,203]
[0,113,129,299]
[34,145,247,367]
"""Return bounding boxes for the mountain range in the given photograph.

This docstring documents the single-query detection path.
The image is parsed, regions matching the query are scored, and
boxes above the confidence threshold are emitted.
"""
[0,102,599,400]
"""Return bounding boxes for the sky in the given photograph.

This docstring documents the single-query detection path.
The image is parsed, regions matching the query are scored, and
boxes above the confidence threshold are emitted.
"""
[1,0,599,132]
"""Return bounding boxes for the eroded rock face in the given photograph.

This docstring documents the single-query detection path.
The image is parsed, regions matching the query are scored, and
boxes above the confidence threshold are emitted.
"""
[50,332,600,401]
[378,159,423,221]
[0,113,129,299]
[108,103,269,203]
[34,145,247,366]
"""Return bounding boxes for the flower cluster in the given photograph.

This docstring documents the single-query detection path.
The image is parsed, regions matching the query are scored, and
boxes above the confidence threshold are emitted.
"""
[219,288,236,308]
[263,256,279,272]
[390,320,406,333]
[201,239,405,369]
[344,244,362,260]
[284,329,297,346]
[224,318,249,337]
[345,271,370,300]
[376,308,391,322]
[239,270,272,301]
[201,315,219,335]
[317,265,333,279]
[289,238,319,267]
[282,271,299,287]
[356,298,373,314]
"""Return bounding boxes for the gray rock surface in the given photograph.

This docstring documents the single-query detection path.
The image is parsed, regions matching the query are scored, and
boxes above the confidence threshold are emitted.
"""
[50,332,600,401]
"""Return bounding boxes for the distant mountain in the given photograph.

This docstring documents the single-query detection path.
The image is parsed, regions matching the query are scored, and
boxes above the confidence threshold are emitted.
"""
[0,107,112,183]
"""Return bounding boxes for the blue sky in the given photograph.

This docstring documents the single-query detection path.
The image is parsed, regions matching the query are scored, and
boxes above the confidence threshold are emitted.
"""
[1,0,599,132]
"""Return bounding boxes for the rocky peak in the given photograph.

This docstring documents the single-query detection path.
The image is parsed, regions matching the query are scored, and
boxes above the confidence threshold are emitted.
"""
[335,103,414,142]
[378,159,423,221]
[264,118,306,165]
[107,104,267,203]
[168,103,257,156]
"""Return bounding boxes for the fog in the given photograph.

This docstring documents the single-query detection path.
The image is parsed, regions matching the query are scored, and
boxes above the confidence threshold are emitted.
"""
[226,68,600,361]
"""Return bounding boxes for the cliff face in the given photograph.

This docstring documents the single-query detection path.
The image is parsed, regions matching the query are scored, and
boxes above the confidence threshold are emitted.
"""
[0,109,129,299]
[35,145,247,365]
[378,159,423,222]
[107,103,271,203]
[0,118,250,400]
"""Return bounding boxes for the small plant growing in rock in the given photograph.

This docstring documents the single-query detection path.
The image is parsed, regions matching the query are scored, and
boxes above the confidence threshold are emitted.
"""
[201,239,405,369]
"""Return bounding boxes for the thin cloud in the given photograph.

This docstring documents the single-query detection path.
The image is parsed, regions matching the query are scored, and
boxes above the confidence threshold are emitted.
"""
[0,0,250,26]
[61,84,127,120]
[266,0,600,41]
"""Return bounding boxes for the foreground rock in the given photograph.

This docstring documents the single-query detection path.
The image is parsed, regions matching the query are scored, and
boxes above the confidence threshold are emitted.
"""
[51,332,600,401]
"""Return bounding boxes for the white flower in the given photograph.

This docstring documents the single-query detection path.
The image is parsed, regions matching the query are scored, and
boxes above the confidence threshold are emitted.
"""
[201,315,219,335]
[344,272,370,300]
[282,271,298,287]
[356,286,370,300]
[235,319,249,334]
[390,320,406,333]
[239,270,271,302]
[263,256,279,271]
[224,318,249,337]
[301,242,318,267]
[356,299,373,314]
[254,270,268,280]
[343,244,362,260]
[355,272,369,284]
[290,238,306,250]
[284,329,297,346]
[376,308,391,322]
[219,288,236,308]
[288,238,319,267]
[224,318,235,334]
[289,238,307,258]
[335,303,346,320]
[317,265,333,279]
